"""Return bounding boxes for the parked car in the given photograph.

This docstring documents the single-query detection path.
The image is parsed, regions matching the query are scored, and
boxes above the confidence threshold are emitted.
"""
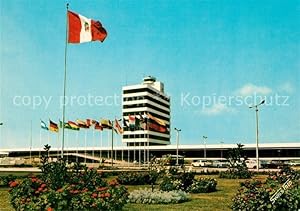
[261,160,288,169]
[191,160,212,167]
[211,160,229,168]
[245,160,260,169]
[288,160,300,166]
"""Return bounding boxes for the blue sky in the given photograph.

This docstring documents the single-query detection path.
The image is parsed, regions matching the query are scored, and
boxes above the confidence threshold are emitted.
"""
[0,0,299,148]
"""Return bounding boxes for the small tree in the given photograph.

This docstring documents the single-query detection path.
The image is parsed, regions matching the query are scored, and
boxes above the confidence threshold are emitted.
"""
[220,143,251,179]
[148,155,168,191]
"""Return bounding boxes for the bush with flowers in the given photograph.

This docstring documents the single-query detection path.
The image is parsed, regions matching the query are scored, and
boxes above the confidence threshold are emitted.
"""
[187,178,217,193]
[0,175,20,187]
[159,168,195,192]
[159,167,218,193]
[9,145,128,211]
[231,167,300,210]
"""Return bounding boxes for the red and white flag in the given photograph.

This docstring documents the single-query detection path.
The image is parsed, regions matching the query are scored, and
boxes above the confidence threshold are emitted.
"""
[68,10,107,43]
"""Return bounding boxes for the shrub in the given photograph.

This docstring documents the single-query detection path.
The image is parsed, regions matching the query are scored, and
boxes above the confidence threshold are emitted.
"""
[128,188,189,204]
[159,171,195,192]
[219,169,252,179]
[187,178,217,193]
[220,143,252,179]
[231,168,300,210]
[117,171,155,185]
[0,175,18,187]
[9,145,129,211]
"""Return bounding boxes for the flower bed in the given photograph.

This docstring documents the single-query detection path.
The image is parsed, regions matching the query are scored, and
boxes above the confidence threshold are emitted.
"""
[128,188,189,204]
[9,145,129,211]
[0,175,19,187]
[231,168,300,210]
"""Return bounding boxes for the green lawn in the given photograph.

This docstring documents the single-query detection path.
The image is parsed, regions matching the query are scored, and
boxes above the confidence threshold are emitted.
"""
[0,175,267,211]
[123,176,246,211]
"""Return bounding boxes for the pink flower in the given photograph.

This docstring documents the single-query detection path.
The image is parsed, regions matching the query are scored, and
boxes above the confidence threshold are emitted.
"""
[9,181,19,188]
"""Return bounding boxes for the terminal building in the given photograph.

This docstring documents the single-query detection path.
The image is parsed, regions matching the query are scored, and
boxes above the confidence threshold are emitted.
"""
[122,76,170,146]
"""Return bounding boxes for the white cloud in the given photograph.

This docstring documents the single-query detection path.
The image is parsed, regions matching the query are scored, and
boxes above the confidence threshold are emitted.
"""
[201,103,235,116]
[278,82,294,94]
[235,83,272,96]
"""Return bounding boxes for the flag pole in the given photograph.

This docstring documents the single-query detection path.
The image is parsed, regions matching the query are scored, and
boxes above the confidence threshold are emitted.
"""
[111,122,114,167]
[84,130,87,163]
[100,130,102,161]
[29,120,32,165]
[92,129,95,163]
[39,128,42,165]
[76,131,79,162]
[61,3,69,158]
[57,132,59,160]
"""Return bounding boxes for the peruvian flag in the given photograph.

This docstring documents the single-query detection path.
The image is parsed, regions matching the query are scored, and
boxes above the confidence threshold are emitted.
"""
[68,10,107,43]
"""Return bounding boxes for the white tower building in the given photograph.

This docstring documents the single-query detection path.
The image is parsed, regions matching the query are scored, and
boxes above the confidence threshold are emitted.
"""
[122,76,170,146]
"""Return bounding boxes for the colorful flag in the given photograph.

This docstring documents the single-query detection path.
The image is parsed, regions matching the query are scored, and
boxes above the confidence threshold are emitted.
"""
[68,121,80,131]
[139,114,146,130]
[68,10,107,44]
[41,120,48,130]
[147,113,166,126]
[135,116,140,130]
[147,121,167,133]
[86,119,95,127]
[128,115,135,131]
[76,119,89,128]
[60,121,72,130]
[100,119,112,129]
[49,120,59,133]
[123,118,129,127]
[94,121,103,131]
[114,119,123,134]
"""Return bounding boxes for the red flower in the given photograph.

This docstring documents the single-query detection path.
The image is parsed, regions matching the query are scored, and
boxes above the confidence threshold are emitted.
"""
[91,193,98,198]
[9,181,19,188]
[57,188,63,193]
[40,183,46,188]
[97,187,108,192]
[31,178,37,183]
[47,207,54,211]
[104,193,111,198]
[108,180,118,186]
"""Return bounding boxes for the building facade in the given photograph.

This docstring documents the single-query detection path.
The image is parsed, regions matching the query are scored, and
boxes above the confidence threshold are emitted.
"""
[122,76,170,146]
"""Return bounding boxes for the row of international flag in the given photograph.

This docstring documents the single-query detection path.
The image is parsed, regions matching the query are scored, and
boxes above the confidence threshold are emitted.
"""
[40,113,169,134]
[41,118,123,134]
[125,113,169,133]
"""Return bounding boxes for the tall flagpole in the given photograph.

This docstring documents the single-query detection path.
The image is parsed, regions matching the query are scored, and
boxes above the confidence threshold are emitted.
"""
[76,131,79,162]
[84,130,87,163]
[92,129,95,163]
[100,130,102,160]
[47,131,50,158]
[61,3,69,158]
[39,128,42,165]
[29,120,32,165]
[57,132,59,160]
[111,124,114,167]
